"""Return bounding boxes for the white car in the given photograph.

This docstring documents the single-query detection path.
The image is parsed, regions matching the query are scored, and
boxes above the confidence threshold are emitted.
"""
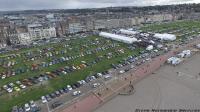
[80,80,86,85]
[146,58,151,61]
[96,73,103,77]
[3,85,13,93]
[16,81,21,85]
[3,85,7,90]
[93,83,100,88]
[67,85,73,91]
[41,96,47,103]
[72,91,81,96]
[7,88,13,93]
[24,103,31,112]
[130,65,135,69]
[20,84,26,89]
[119,70,125,74]
[78,80,86,85]
[29,100,36,108]
[104,75,112,80]
[62,71,67,75]
[1,75,6,79]
[90,76,96,81]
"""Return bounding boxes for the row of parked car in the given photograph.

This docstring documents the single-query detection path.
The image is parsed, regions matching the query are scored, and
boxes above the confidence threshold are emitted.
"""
[1,54,105,93]
[0,42,117,81]
[40,71,108,110]
[3,81,26,93]
[111,49,162,75]
[12,100,41,112]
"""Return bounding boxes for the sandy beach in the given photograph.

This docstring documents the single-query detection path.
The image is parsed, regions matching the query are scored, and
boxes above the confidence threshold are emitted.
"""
[94,53,200,112]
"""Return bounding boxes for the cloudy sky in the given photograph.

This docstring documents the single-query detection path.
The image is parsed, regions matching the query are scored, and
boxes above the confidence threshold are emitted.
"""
[1,0,200,11]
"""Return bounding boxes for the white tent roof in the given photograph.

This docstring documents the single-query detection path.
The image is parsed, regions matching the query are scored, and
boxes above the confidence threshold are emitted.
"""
[119,29,138,35]
[99,32,137,44]
[154,33,176,41]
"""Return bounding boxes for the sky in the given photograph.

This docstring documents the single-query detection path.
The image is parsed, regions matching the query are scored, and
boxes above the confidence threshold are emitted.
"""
[0,0,200,11]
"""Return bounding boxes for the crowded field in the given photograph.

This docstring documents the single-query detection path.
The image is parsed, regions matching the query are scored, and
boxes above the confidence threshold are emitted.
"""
[0,35,143,112]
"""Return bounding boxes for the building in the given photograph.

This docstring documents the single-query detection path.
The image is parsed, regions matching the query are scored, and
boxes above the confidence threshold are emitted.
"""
[0,19,12,48]
[16,24,56,45]
[17,33,32,45]
[68,22,86,34]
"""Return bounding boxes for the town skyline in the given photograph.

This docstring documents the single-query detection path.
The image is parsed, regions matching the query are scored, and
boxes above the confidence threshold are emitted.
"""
[0,0,200,11]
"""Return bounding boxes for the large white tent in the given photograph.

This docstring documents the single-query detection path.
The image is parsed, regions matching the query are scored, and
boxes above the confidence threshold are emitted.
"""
[154,33,176,41]
[119,29,138,35]
[99,32,137,44]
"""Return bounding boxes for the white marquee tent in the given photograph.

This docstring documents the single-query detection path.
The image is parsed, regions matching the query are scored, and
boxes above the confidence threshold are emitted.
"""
[154,33,176,41]
[99,32,137,44]
[119,29,138,35]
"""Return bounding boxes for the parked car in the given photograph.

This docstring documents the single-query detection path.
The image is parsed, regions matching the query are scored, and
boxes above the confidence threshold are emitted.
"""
[72,91,81,96]
[104,75,112,80]
[12,106,18,112]
[119,70,125,74]
[24,103,31,112]
[29,100,36,108]
[67,85,73,91]
[14,87,20,91]
[41,96,47,103]
[51,101,63,109]
[62,87,69,93]
[50,93,56,99]
[55,91,61,97]
[92,83,100,88]
[45,94,52,102]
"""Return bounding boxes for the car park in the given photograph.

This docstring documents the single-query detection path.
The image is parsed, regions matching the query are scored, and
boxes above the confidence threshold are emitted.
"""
[0,29,172,111]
